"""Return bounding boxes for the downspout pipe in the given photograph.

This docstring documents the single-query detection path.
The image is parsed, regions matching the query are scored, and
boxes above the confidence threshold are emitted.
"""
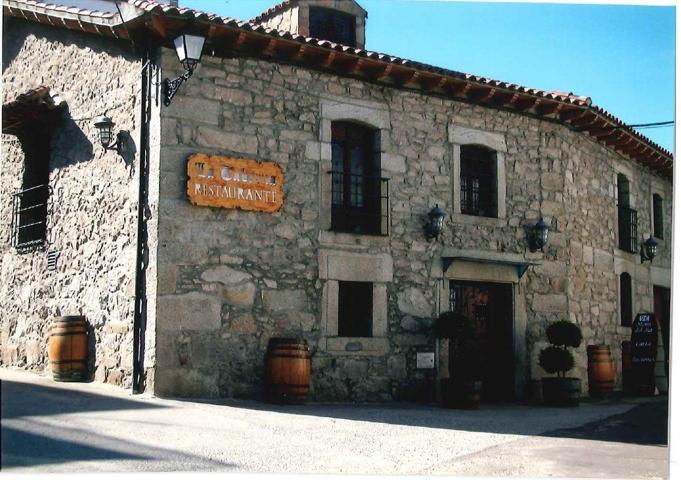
[132,50,152,394]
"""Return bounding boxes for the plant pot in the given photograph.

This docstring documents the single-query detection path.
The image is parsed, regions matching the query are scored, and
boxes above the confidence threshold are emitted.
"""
[542,377,581,407]
[441,378,482,409]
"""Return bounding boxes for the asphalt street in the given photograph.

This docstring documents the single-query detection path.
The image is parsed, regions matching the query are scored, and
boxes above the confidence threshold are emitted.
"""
[0,368,669,477]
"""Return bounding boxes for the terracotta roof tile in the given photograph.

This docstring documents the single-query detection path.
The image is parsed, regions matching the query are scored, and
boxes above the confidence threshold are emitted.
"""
[3,0,672,175]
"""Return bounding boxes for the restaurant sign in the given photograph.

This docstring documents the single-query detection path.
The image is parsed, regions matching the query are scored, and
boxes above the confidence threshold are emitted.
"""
[187,154,284,213]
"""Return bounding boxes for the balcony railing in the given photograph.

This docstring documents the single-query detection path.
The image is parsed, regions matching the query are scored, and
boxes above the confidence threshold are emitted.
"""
[329,171,389,236]
[11,184,50,251]
[618,205,638,254]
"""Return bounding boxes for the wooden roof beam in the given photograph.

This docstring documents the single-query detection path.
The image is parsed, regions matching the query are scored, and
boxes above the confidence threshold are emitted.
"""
[467,87,496,103]
[535,101,561,116]
[512,96,538,112]
[570,114,599,129]
[559,108,588,121]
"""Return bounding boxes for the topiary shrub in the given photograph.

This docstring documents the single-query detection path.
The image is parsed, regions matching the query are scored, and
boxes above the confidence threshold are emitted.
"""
[546,320,583,348]
[539,321,582,378]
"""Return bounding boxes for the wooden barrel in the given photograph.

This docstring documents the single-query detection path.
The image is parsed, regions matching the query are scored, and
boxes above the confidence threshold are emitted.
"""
[587,345,615,398]
[48,316,88,382]
[265,338,311,404]
[622,341,632,394]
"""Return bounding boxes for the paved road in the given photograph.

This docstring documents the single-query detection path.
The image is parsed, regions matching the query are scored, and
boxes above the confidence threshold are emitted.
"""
[0,368,668,477]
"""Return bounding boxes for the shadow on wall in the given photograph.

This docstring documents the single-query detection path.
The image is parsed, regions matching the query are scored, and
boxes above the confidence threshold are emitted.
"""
[2,19,27,74]
[50,109,94,170]
[3,17,139,75]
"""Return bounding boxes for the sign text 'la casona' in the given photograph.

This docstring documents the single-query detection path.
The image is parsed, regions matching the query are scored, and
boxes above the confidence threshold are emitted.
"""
[187,154,284,213]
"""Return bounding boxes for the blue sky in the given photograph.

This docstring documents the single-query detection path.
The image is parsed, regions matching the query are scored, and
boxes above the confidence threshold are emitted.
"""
[184,0,675,152]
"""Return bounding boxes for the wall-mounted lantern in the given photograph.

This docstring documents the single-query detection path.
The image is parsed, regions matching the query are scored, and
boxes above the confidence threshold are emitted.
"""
[93,114,122,154]
[641,236,658,263]
[163,33,206,106]
[424,204,446,241]
[528,217,550,252]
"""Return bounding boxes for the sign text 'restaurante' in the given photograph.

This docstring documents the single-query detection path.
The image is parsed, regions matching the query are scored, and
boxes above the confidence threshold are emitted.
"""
[187,154,284,213]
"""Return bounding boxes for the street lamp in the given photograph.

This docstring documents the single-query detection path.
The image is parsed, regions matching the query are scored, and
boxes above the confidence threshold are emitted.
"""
[641,236,658,263]
[424,204,446,241]
[93,114,121,154]
[163,33,207,106]
[528,217,550,252]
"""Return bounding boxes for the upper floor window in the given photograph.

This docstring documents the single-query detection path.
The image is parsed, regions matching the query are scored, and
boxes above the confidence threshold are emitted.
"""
[460,145,497,218]
[653,193,664,240]
[11,134,51,251]
[309,7,356,47]
[330,121,387,236]
[617,173,637,253]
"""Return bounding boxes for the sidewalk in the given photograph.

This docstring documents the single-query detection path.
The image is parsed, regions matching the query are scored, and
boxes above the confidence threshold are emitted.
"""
[0,367,669,476]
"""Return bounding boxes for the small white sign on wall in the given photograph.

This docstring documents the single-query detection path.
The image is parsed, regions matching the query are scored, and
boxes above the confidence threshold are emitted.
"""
[416,352,435,369]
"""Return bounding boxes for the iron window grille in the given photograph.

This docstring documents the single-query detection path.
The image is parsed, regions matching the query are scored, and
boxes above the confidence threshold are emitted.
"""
[617,205,638,254]
[330,171,389,236]
[11,183,51,252]
[460,145,497,218]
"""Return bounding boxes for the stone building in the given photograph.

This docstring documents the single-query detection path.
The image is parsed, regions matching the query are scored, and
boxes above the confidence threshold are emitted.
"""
[1,0,673,402]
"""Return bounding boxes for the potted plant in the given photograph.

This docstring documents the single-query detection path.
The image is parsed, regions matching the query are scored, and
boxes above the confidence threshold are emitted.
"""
[539,320,583,407]
[434,311,482,409]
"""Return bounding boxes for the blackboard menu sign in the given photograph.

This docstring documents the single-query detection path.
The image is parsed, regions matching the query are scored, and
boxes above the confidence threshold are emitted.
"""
[630,313,658,395]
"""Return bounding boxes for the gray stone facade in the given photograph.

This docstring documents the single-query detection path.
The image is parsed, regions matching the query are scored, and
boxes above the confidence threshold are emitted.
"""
[153,48,672,400]
[1,20,144,388]
[1,2,672,403]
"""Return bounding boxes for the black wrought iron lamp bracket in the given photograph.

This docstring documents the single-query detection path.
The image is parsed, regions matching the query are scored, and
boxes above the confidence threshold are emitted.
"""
[163,66,195,107]
[103,133,124,154]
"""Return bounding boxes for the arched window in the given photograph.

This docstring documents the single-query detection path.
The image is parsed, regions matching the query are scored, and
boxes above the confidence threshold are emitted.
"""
[330,121,384,235]
[460,145,497,218]
[620,272,633,327]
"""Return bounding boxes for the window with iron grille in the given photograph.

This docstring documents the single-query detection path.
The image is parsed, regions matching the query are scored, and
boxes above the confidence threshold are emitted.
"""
[11,135,50,251]
[653,194,664,239]
[460,145,497,217]
[330,121,388,235]
[309,7,356,47]
[338,281,373,337]
[617,174,637,253]
[620,272,633,327]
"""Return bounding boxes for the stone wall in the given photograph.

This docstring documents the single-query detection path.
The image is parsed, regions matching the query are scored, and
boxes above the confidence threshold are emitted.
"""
[154,47,672,401]
[1,20,143,388]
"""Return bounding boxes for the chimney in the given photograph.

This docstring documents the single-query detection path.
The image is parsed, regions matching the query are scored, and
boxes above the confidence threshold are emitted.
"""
[252,0,368,49]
